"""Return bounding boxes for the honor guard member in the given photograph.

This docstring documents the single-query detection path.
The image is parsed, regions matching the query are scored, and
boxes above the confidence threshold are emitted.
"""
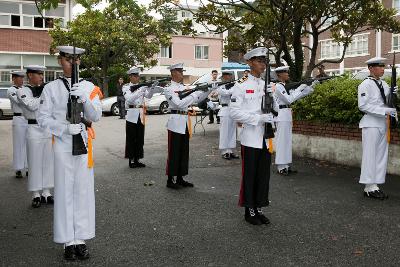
[358,57,397,200]
[164,63,211,189]
[215,71,239,160]
[123,67,156,168]
[37,46,102,260]
[7,70,28,178]
[17,65,54,208]
[230,47,278,225]
[273,66,316,175]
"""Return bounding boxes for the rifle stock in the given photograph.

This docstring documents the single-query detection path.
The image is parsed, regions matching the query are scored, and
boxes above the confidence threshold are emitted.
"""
[67,45,88,156]
[178,80,236,100]
[389,52,398,129]
[130,78,171,92]
[285,76,334,91]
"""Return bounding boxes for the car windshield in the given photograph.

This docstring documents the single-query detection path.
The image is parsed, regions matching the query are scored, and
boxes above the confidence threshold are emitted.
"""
[0,89,8,98]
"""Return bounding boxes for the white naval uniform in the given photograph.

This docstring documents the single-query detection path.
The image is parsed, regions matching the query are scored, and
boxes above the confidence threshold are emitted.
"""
[230,74,279,148]
[273,82,313,171]
[7,86,28,171]
[37,78,102,244]
[164,81,209,134]
[358,77,391,185]
[216,84,236,154]
[17,85,54,192]
[122,83,154,123]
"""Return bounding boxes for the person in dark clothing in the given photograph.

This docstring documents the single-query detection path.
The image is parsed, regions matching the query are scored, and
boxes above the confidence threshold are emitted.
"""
[116,77,125,119]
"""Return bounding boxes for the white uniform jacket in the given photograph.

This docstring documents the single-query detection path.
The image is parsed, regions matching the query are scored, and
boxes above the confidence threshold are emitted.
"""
[230,74,278,149]
[8,86,26,115]
[164,81,209,134]
[273,82,313,122]
[122,83,153,124]
[358,77,391,129]
[37,78,102,152]
[216,84,235,116]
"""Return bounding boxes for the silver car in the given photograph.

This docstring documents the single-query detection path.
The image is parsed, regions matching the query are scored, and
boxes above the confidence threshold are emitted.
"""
[101,86,169,116]
[0,88,13,118]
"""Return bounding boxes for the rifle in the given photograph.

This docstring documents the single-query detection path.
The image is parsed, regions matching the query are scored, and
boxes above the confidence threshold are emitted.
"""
[285,76,334,91]
[389,52,398,128]
[261,49,277,139]
[178,80,236,100]
[67,46,89,156]
[130,78,171,92]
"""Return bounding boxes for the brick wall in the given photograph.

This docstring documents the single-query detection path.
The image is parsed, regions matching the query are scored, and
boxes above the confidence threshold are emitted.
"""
[0,28,51,53]
[293,120,400,144]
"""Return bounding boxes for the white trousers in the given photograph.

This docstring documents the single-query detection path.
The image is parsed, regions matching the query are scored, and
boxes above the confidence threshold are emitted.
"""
[359,127,388,185]
[53,151,95,244]
[26,125,54,192]
[275,121,292,169]
[12,116,28,171]
[219,114,236,153]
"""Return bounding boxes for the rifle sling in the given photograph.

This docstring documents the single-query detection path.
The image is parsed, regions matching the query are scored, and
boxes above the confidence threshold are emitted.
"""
[370,78,387,105]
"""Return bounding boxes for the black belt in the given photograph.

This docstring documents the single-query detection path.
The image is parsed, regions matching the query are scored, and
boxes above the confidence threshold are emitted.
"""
[170,110,187,115]
[279,105,290,109]
[221,104,228,107]
[28,119,37,124]
[128,105,143,108]
[13,113,22,116]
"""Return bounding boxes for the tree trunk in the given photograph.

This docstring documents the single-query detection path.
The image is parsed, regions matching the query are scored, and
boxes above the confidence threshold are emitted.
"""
[102,68,109,98]
[291,18,303,81]
[305,28,319,78]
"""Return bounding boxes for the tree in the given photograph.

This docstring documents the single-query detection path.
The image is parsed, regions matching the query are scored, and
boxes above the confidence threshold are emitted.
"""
[152,0,400,81]
[49,0,172,96]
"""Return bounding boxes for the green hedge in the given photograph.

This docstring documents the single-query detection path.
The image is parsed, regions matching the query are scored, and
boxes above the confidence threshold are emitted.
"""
[292,77,363,125]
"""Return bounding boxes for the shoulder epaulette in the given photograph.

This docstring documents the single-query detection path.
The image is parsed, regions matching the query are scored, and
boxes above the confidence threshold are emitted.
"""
[238,76,248,84]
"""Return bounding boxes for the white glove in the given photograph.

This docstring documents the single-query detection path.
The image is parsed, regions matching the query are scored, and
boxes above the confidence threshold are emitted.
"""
[393,86,398,94]
[70,83,87,103]
[207,100,217,110]
[311,80,320,88]
[301,85,313,95]
[67,124,82,135]
[385,108,397,118]
[266,84,273,93]
[151,81,159,90]
[259,113,274,123]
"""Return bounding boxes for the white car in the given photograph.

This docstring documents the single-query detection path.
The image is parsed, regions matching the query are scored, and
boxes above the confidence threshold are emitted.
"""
[101,86,169,116]
[0,88,13,118]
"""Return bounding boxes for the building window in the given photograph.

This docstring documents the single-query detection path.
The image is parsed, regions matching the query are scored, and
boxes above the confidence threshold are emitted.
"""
[394,0,400,12]
[346,34,369,56]
[0,71,11,83]
[0,2,64,29]
[393,34,400,51]
[44,70,55,82]
[160,46,172,58]
[181,11,191,18]
[195,45,209,60]
[320,40,341,59]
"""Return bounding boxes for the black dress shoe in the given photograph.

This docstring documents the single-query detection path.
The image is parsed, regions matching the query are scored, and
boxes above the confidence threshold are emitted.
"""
[46,196,54,204]
[26,171,28,177]
[364,190,385,200]
[287,167,298,174]
[217,121,220,124]
[377,190,389,199]
[129,161,136,168]
[176,179,194,187]
[75,244,90,260]
[40,196,46,204]
[64,245,77,261]
[230,153,239,159]
[32,197,41,208]
[278,169,289,176]
[166,180,181,189]
[245,214,263,225]
[207,121,214,124]
[255,209,270,225]
[222,153,231,160]
[134,161,146,168]
[15,171,23,179]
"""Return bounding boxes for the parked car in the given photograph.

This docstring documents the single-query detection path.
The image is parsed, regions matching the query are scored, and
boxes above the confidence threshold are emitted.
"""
[101,86,168,116]
[0,87,13,118]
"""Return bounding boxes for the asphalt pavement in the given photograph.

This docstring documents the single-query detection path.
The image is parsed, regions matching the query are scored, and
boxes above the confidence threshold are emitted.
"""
[0,114,400,266]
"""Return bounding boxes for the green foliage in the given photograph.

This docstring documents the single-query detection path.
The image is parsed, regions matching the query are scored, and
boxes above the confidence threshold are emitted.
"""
[49,0,173,96]
[292,77,362,124]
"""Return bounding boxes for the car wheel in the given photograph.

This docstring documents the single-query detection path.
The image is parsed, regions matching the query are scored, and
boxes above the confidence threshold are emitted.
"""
[111,103,120,116]
[159,101,169,114]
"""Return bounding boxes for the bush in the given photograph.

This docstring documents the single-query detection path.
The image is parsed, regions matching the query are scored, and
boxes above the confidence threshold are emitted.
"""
[291,77,363,124]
